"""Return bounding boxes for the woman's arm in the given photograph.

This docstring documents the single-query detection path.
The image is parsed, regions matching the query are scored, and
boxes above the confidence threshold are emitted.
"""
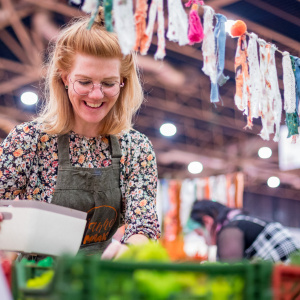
[120,131,161,243]
[0,123,39,200]
[217,227,244,262]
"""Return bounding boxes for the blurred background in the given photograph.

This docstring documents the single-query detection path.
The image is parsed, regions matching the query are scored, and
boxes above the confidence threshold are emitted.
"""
[0,0,300,256]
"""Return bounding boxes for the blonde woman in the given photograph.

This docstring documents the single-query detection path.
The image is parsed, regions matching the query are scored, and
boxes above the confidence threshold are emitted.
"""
[0,8,160,259]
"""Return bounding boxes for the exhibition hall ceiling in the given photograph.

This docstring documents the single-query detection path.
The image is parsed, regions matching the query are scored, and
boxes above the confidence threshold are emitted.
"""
[0,0,300,200]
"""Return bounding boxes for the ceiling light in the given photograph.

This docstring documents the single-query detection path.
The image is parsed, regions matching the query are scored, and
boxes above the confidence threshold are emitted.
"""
[20,91,38,105]
[258,147,272,159]
[188,161,203,174]
[267,176,280,188]
[160,123,177,137]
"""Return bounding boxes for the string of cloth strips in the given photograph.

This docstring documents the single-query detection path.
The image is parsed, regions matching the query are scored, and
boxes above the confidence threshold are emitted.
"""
[70,0,300,142]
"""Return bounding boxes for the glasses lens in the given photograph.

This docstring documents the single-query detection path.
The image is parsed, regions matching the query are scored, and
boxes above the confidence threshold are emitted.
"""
[102,82,121,97]
[74,80,93,95]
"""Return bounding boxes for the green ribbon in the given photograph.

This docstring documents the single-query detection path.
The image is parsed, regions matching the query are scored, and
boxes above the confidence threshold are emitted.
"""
[104,0,113,32]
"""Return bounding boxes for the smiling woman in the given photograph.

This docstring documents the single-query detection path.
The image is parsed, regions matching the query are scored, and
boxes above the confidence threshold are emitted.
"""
[0,7,160,260]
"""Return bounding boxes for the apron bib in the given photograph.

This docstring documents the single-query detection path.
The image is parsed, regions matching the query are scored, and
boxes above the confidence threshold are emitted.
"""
[51,134,122,255]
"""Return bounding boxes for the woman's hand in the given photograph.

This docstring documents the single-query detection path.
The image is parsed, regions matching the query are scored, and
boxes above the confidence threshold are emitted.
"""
[101,241,129,260]
[101,234,149,260]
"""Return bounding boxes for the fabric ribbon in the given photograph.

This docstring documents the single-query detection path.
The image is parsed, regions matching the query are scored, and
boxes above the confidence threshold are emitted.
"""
[282,51,296,114]
[140,0,166,60]
[166,0,189,46]
[210,14,229,103]
[258,39,274,140]
[201,5,217,84]
[268,44,283,142]
[283,52,298,139]
[234,34,251,128]
[133,0,148,52]
[103,0,113,32]
[291,56,300,114]
[185,1,204,45]
[113,0,136,55]
[247,33,262,120]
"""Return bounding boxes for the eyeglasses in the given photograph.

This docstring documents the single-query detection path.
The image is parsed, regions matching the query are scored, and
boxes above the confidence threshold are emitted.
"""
[69,78,124,97]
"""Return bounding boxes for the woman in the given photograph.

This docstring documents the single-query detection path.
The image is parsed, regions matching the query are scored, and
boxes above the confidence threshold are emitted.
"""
[0,8,160,259]
[190,200,300,262]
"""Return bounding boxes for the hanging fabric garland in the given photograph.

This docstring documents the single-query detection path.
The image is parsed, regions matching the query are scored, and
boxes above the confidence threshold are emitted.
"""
[166,0,189,46]
[72,1,300,143]
[210,14,229,103]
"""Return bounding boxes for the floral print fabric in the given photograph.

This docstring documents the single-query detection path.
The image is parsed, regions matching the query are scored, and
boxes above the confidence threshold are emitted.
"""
[0,122,161,242]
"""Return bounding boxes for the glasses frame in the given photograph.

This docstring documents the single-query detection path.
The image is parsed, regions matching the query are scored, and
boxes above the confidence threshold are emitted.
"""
[68,78,125,97]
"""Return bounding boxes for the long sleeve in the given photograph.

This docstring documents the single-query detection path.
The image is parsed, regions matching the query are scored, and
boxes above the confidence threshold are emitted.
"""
[0,123,39,199]
[119,130,161,242]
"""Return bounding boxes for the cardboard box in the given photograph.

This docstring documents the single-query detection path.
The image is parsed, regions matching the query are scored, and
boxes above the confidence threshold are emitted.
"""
[0,200,87,256]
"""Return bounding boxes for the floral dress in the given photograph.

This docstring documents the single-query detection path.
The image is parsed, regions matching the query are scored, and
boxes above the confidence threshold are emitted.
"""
[0,121,161,242]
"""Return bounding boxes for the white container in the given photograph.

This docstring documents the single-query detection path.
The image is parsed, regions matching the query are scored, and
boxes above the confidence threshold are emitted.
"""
[0,200,87,256]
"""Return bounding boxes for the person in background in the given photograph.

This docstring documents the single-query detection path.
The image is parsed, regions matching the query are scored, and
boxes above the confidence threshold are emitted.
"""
[189,200,300,262]
[0,7,160,259]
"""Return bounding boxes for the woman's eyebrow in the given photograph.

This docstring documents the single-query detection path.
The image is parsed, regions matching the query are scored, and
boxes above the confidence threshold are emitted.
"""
[74,74,120,80]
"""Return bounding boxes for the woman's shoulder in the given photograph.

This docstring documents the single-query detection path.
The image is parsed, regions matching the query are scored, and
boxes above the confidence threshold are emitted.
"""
[119,128,153,145]
[7,121,56,143]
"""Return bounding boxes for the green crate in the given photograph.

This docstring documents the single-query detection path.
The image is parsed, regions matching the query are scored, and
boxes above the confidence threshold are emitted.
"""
[12,255,273,300]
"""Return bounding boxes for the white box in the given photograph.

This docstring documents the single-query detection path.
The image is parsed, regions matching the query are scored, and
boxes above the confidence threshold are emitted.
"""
[0,200,87,256]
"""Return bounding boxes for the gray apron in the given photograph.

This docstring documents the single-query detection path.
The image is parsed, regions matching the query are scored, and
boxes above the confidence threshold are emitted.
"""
[51,133,122,255]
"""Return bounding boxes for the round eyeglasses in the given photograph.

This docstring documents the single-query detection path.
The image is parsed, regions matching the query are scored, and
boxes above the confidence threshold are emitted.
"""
[69,78,124,97]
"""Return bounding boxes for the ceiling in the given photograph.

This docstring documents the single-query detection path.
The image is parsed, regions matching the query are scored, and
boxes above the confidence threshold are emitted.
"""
[0,0,300,201]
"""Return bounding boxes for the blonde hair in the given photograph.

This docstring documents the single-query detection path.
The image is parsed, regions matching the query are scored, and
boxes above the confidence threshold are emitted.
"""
[36,9,143,135]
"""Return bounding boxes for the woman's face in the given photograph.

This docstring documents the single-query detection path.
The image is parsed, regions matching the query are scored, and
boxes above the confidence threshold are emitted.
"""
[62,53,121,137]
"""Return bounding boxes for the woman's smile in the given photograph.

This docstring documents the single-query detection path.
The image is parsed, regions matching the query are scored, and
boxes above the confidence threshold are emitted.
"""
[84,101,104,108]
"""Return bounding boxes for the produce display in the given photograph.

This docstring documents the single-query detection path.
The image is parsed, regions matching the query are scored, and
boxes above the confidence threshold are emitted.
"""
[10,241,276,300]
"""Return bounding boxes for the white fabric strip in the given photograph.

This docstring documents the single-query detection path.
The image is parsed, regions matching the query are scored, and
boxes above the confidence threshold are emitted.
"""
[166,0,189,46]
[282,51,296,114]
[201,5,217,84]
[248,33,262,119]
[113,0,136,55]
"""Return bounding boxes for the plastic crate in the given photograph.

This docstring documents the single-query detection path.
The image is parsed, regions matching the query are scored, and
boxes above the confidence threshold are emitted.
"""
[272,265,300,300]
[12,255,273,300]
[53,256,269,300]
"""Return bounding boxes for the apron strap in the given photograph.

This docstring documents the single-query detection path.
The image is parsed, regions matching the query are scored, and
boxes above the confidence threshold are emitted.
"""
[57,134,71,167]
[109,135,122,170]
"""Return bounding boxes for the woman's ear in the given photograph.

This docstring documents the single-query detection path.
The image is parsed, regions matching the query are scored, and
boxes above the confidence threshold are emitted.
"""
[60,70,68,86]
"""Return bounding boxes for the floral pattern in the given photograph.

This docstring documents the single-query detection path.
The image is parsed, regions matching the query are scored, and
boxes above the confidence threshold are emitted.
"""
[0,122,161,242]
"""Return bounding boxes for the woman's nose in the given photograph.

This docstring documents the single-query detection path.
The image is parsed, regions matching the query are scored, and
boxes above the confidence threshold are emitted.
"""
[89,84,104,99]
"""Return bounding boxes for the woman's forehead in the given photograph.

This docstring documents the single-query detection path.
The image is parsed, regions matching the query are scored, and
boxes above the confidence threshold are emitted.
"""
[70,53,121,79]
